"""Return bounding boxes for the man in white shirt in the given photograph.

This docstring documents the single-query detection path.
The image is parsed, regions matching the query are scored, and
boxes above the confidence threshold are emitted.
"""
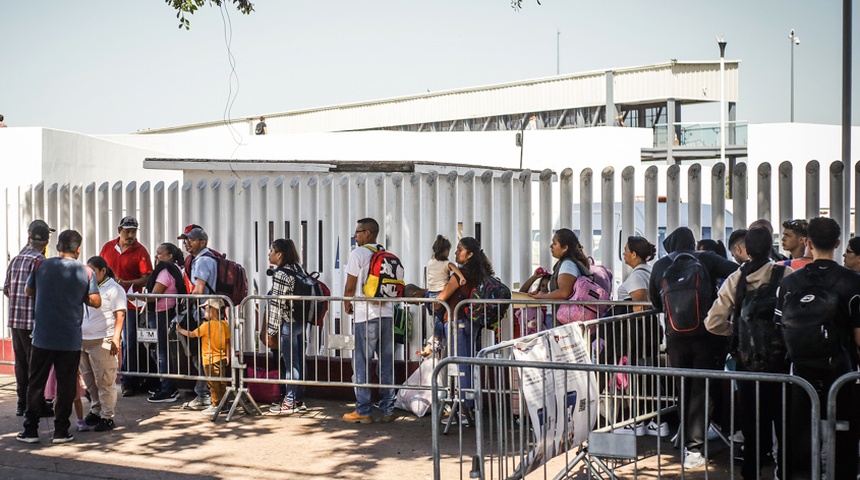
[342,218,395,424]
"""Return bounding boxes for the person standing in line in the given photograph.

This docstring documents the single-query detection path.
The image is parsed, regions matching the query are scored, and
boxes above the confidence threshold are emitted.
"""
[774,217,860,480]
[342,218,396,424]
[266,238,310,415]
[177,225,217,409]
[255,116,267,135]
[842,236,860,272]
[727,229,749,264]
[648,226,738,470]
[79,256,126,432]
[4,220,53,417]
[749,218,788,262]
[780,219,808,260]
[145,243,189,403]
[99,216,152,397]
[17,230,101,444]
[705,227,793,480]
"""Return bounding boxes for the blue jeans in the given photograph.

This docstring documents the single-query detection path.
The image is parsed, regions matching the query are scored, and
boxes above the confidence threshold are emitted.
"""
[353,317,395,416]
[148,308,175,393]
[279,321,305,404]
[456,316,483,409]
[425,291,447,342]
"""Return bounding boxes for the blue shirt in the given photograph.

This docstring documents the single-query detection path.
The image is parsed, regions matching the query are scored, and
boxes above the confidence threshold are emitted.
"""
[27,257,99,351]
[191,248,218,294]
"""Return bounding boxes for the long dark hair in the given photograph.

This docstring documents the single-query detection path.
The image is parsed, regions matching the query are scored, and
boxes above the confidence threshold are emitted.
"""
[271,238,301,267]
[458,237,494,286]
[87,256,116,280]
[553,228,590,269]
[145,244,188,295]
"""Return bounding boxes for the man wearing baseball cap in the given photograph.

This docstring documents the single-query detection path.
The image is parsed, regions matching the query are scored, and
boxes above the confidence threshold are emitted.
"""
[176,224,217,408]
[4,220,53,416]
[99,216,153,397]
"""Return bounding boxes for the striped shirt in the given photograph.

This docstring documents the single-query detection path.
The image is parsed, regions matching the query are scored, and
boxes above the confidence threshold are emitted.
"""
[3,246,44,330]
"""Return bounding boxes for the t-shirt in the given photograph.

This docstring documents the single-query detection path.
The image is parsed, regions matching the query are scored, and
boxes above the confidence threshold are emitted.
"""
[154,268,177,312]
[426,258,451,292]
[345,244,394,323]
[83,277,127,340]
[27,257,99,351]
[191,248,218,294]
[99,238,153,310]
[192,319,230,365]
[255,121,266,135]
[617,264,652,301]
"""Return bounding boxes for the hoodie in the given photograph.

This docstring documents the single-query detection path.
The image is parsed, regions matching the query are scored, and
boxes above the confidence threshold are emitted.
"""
[648,227,740,314]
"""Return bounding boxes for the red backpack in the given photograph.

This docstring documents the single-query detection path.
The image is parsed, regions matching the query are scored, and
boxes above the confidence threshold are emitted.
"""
[185,249,248,306]
[362,245,405,298]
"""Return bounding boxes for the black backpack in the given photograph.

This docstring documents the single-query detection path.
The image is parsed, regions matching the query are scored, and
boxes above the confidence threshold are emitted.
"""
[660,252,714,336]
[779,270,851,371]
[733,265,788,372]
[277,266,329,326]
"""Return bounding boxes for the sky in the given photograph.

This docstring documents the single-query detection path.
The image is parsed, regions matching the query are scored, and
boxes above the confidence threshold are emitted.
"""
[1,1,858,134]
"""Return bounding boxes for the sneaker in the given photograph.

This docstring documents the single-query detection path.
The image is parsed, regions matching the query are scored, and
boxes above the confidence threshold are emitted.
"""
[730,430,744,444]
[441,413,471,426]
[379,413,397,423]
[16,405,24,416]
[646,420,670,437]
[76,419,91,432]
[147,390,179,403]
[182,396,210,410]
[342,411,372,424]
[84,412,101,426]
[295,400,308,412]
[683,449,706,469]
[201,405,221,416]
[52,432,74,444]
[269,399,296,415]
[16,431,39,444]
[120,384,136,397]
[94,418,115,432]
[618,422,647,436]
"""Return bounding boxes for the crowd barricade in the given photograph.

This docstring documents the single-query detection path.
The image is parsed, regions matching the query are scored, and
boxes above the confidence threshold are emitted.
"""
[431,353,822,480]
[125,293,249,421]
[824,371,860,480]
[235,295,454,411]
[435,298,824,480]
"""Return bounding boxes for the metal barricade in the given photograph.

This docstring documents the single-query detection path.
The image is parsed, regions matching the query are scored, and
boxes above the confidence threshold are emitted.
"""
[824,371,860,480]
[236,295,453,414]
[432,354,822,480]
[126,293,250,421]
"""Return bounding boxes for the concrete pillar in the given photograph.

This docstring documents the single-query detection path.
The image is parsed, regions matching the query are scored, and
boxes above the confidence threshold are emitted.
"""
[644,167,658,248]
[666,165,680,233]
[307,176,320,273]
[580,168,594,258]
[778,161,793,227]
[732,162,748,231]
[805,161,820,220]
[257,177,270,296]
[480,170,494,261]
[757,163,772,222]
[538,169,553,266]
[98,182,110,249]
[85,183,96,258]
[139,182,151,251]
[111,181,122,232]
[499,171,513,285]
[273,176,286,240]
[290,176,302,261]
[600,167,615,275]
[829,161,844,255]
[153,182,165,257]
[167,181,180,242]
[621,166,635,279]
[461,171,475,239]
[560,168,574,229]
[518,170,533,281]
[711,163,726,243]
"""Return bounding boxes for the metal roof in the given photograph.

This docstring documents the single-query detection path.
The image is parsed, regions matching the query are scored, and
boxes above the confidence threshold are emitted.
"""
[140,60,739,135]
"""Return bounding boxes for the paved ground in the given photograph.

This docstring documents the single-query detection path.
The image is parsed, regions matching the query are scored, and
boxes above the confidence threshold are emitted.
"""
[0,375,477,480]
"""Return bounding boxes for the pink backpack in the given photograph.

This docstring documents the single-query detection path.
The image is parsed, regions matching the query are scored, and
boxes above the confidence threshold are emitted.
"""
[556,260,612,325]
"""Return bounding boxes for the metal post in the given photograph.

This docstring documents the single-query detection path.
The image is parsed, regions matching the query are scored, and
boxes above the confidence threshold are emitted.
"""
[111,181,122,231]
[125,181,137,227]
[320,174,335,285]
[257,177,269,299]
[389,174,404,266]
[560,168,574,229]
[371,174,385,243]
[732,162,747,231]
[139,181,151,251]
[499,171,513,285]
[273,176,285,240]
[461,170,475,239]
[423,171,438,257]
[644,166,658,250]
[843,0,852,245]
[621,166,635,279]
[778,161,793,227]
[167,181,179,243]
[153,182,165,258]
[717,36,727,166]
[290,176,302,260]
[85,183,96,258]
[580,168,593,258]
[518,170,533,281]
[688,164,702,241]
[830,162,845,255]
[757,163,772,222]
[789,29,800,122]
[98,182,110,249]
[666,165,680,232]
[711,163,726,243]
[307,176,320,272]
[59,184,69,234]
[600,167,615,272]
[480,170,494,261]
[224,179,237,257]
[406,173,422,284]
[539,169,553,265]
[805,160,820,220]
[443,171,458,248]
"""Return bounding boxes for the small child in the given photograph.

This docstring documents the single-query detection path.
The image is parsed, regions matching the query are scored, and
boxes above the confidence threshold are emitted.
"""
[177,298,231,416]
[517,267,551,335]
[422,235,466,357]
[44,367,88,432]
